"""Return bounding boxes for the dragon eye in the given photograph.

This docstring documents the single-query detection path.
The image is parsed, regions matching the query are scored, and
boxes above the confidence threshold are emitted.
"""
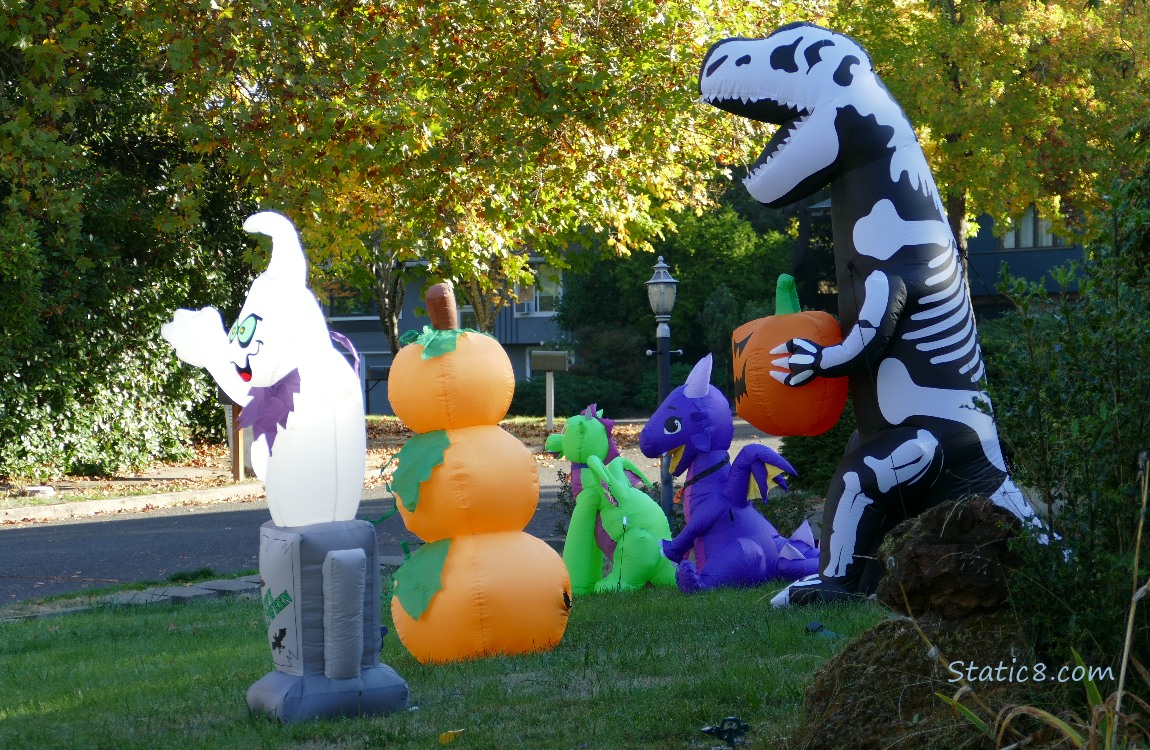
[664,417,682,435]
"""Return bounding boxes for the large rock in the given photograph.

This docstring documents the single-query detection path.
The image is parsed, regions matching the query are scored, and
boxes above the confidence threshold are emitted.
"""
[876,497,1022,621]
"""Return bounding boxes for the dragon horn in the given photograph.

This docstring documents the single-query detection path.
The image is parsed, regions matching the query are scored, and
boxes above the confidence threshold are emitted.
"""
[683,354,713,398]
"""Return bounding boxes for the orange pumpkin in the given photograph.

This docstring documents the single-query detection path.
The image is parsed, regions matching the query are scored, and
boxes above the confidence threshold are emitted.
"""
[388,331,514,433]
[391,532,572,664]
[732,274,848,437]
[394,424,539,543]
[388,283,571,664]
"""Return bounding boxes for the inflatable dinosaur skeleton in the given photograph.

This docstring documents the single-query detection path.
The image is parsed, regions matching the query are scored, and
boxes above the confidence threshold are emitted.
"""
[699,23,1040,605]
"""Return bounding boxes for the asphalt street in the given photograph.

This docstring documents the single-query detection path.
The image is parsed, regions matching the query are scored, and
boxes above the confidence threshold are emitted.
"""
[0,422,777,604]
[0,487,569,605]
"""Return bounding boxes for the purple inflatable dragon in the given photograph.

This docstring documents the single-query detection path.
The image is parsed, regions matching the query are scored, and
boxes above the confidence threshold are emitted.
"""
[639,355,819,592]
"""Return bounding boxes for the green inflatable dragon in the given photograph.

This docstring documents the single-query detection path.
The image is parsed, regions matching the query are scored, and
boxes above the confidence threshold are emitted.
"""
[546,406,677,594]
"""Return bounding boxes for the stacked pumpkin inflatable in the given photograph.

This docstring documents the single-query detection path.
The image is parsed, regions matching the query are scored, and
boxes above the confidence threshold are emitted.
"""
[387,283,572,664]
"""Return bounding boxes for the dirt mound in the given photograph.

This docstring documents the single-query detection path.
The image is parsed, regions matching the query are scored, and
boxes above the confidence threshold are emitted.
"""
[788,498,1060,750]
[789,614,1043,750]
[877,497,1022,620]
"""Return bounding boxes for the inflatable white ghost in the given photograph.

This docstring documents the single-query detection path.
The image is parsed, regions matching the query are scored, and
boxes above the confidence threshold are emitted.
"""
[162,213,408,723]
[161,211,366,527]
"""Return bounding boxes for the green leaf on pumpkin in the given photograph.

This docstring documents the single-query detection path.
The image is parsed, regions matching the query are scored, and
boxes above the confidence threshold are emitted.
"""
[398,325,493,359]
[392,429,450,512]
[391,538,452,620]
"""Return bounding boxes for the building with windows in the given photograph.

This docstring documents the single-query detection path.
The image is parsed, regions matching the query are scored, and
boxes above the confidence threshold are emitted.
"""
[966,206,1083,309]
[325,262,565,415]
[810,198,1084,311]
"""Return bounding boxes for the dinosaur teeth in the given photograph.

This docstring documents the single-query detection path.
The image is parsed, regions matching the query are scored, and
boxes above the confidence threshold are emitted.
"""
[742,106,815,180]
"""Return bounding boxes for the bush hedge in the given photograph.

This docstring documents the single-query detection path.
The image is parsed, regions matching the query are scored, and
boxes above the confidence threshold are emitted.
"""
[0,22,254,479]
[982,247,1150,669]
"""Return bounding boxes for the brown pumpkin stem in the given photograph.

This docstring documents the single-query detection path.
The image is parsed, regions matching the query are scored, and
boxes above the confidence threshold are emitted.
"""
[425,282,459,331]
[775,274,801,316]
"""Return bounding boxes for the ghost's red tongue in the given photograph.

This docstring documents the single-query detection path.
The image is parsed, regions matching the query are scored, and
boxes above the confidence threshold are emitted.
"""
[240,372,252,383]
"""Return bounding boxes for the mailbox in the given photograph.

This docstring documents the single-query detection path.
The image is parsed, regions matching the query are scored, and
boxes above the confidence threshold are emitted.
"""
[529,350,569,430]
[530,350,569,373]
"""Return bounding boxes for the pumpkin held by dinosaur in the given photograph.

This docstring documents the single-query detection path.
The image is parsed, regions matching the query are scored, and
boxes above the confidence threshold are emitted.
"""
[732,274,847,438]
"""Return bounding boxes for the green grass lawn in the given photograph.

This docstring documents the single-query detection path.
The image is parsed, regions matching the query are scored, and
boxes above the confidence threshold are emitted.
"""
[0,585,883,750]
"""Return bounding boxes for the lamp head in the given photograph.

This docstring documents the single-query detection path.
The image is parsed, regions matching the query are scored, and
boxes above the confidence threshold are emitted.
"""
[646,256,678,316]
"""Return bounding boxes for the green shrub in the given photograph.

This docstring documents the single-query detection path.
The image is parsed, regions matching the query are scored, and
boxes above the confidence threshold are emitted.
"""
[778,402,857,496]
[0,200,249,481]
[0,17,253,479]
[510,372,632,417]
[630,361,696,413]
[759,487,819,537]
[983,246,1150,670]
[0,330,221,481]
[509,361,696,417]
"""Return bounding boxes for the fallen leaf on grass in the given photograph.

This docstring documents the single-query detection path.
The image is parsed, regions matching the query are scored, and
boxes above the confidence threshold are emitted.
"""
[439,729,466,744]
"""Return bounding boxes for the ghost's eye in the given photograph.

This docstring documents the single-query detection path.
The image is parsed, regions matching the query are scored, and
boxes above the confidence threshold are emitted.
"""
[230,313,262,347]
[664,417,682,435]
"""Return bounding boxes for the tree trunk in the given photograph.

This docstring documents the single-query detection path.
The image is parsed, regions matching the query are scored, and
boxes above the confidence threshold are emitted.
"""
[369,237,407,354]
[458,277,506,334]
[944,187,976,298]
[945,187,969,264]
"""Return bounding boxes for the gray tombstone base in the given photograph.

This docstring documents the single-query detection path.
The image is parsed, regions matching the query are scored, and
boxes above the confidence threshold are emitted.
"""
[246,663,409,723]
[246,519,409,722]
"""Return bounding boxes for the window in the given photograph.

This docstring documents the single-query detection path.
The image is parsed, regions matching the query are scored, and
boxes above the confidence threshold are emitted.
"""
[999,206,1067,250]
[514,263,562,316]
[324,289,378,320]
[458,304,479,331]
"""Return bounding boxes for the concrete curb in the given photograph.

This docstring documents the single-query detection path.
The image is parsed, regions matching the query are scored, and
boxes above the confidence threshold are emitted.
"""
[2,480,267,524]
[0,575,263,622]
[2,459,421,524]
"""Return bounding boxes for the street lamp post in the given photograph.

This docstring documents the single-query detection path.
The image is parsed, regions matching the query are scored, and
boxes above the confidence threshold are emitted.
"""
[645,256,679,521]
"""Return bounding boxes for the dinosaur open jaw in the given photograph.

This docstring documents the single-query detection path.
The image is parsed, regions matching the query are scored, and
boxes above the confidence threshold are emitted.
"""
[667,445,686,474]
[701,94,812,184]
[747,110,811,177]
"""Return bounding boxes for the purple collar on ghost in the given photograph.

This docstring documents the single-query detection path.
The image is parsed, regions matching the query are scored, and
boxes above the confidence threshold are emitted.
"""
[236,369,301,454]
